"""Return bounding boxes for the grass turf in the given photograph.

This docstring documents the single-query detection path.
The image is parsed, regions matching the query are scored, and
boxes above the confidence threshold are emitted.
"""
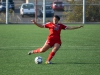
[0,24,100,75]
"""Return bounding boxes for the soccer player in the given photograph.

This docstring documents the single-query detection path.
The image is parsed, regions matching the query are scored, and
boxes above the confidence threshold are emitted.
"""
[28,15,83,64]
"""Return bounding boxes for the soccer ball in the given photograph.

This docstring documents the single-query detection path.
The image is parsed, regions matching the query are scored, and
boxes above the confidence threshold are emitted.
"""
[35,56,42,64]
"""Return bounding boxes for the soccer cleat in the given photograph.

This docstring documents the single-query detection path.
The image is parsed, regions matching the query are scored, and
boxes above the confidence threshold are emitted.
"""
[45,61,52,64]
[28,50,33,55]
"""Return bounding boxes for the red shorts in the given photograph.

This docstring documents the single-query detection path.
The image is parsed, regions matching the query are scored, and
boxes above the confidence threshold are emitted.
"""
[45,39,62,47]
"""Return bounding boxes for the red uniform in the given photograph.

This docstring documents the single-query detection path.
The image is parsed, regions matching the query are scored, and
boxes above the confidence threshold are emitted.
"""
[44,22,67,47]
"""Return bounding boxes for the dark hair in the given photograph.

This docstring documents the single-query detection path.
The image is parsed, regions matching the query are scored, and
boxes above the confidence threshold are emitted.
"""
[53,15,60,21]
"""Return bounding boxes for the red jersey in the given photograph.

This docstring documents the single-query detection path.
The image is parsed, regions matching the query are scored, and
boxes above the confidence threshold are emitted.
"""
[44,22,67,41]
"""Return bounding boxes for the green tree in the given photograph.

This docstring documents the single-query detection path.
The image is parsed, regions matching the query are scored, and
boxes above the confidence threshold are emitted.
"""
[65,0,100,22]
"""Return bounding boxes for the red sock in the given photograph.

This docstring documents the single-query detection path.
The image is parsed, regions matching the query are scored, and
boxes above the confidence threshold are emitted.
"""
[46,52,55,61]
[33,48,41,53]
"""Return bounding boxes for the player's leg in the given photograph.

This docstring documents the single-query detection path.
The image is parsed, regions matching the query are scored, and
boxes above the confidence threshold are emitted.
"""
[28,44,51,55]
[34,44,51,53]
[46,43,61,64]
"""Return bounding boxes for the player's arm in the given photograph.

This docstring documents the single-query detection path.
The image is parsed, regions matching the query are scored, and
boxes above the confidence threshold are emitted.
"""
[67,25,83,30]
[31,20,44,28]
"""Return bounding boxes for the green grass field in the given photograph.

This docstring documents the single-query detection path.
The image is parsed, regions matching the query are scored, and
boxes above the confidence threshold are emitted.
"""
[0,24,100,75]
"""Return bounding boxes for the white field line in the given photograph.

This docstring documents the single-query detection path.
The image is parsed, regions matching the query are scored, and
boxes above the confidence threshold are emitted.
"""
[0,46,41,49]
[0,45,99,49]
[67,45,99,48]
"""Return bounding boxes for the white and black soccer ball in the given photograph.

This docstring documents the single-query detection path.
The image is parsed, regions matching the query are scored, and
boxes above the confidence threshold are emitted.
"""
[35,56,42,64]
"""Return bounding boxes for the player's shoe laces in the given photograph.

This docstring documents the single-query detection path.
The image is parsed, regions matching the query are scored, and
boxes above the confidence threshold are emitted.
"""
[28,50,33,55]
[45,61,52,64]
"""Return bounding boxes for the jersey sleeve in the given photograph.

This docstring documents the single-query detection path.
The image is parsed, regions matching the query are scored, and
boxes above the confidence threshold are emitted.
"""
[44,22,51,28]
[61,24,68,30]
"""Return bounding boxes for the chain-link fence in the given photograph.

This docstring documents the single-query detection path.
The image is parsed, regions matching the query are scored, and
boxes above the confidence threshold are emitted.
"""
[0,0,100,24]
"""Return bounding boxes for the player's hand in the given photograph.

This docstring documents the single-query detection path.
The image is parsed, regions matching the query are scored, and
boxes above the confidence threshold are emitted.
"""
[31,20,36,24]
